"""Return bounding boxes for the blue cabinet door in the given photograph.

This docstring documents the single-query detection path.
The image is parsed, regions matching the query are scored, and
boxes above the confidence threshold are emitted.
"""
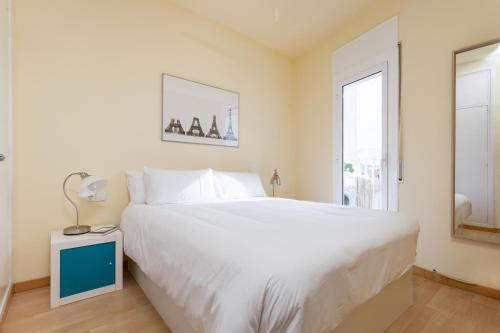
[60,241,116,298]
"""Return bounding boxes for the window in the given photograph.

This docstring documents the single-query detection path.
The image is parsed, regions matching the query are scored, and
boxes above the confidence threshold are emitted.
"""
[332,17,399,211]
[342,72,385,209]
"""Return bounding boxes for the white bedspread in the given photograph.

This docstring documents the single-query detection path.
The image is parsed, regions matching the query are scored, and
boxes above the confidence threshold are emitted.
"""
[121,198,419,333]
[454,193,472,227]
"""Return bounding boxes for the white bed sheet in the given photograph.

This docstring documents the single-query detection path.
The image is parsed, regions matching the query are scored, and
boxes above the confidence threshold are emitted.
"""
[121,198,419,333]
[455,193,472,227]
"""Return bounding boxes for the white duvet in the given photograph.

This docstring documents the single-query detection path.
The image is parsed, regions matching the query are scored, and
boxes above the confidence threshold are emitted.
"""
[121,198,419,333]
[454,193,472,227]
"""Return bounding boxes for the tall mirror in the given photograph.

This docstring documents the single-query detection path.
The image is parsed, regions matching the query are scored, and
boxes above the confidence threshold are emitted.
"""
[453,39,500,244]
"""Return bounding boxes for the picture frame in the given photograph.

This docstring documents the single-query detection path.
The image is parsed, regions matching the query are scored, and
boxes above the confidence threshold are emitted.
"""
[161,74,239,147]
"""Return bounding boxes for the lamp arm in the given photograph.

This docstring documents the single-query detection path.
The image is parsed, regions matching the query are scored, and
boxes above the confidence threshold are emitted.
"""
[62,172,88,229]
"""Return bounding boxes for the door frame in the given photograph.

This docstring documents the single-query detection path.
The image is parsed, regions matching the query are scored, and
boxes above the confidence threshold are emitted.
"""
[333,46,399,211]
[0,0,12,320]
[331,17,400,211]
[333,62,389,209]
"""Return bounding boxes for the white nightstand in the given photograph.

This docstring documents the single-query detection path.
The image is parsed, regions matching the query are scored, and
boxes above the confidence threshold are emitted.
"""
[50,229,123,308]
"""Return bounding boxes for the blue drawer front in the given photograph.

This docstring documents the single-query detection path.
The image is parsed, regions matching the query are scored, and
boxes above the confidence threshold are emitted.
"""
[60,241,115,298]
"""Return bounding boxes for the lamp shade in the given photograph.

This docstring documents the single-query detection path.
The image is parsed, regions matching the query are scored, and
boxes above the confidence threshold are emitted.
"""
[78,175,107,197]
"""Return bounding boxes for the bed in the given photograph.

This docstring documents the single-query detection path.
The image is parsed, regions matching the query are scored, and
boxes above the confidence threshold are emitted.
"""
[454,193,472,229]
[121,197,419,333]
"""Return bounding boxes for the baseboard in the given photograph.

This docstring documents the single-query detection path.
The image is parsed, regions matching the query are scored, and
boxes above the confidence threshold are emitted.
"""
[8,266,500,309]
[13,277,50,293]
[11,261,128,295]
[413,266,500,300]
[0,285,13,332]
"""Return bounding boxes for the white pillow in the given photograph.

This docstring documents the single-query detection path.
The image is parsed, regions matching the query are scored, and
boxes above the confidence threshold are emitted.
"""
[213,171,267,199]
[144,167,217,205]
[126,171,146,204]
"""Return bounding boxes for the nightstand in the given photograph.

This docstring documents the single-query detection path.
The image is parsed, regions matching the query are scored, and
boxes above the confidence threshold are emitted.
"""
[50,229,123,308]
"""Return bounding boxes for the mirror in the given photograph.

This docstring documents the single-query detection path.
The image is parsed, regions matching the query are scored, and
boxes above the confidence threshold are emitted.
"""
[453,39,500,244]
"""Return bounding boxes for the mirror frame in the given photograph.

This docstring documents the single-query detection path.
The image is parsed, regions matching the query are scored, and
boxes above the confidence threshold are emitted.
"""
[452,39,500,244]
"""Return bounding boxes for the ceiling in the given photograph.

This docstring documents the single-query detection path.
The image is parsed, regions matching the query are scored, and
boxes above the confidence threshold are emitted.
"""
[169,0,377,57]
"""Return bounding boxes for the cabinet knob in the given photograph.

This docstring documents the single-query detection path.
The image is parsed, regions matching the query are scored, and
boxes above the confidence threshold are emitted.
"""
[108,261,113,266]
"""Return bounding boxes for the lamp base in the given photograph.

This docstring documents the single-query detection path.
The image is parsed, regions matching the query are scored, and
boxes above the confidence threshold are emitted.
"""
[63,225,91,236]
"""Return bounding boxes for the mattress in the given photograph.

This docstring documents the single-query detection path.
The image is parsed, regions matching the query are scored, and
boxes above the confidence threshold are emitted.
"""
[121,198,419,333]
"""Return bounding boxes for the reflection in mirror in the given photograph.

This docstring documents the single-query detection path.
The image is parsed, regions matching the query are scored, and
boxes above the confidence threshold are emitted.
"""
[453,40,500,244]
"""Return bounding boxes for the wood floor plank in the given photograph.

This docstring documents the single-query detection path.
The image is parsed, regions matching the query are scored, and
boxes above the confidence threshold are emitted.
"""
[387,275,500,333]
[2,273,170,333]
[4,272,500,333]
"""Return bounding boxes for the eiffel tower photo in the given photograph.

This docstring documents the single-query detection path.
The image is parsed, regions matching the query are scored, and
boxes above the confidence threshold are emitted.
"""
[205,115,222,139]
[186,117,205,137]
[223,108,237,141]
[165,118,185,135]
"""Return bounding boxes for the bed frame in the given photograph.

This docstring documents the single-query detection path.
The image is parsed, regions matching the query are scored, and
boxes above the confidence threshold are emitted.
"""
[129,259,413,333]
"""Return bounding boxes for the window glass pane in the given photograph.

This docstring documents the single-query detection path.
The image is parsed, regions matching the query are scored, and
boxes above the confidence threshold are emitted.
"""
[342,72,383,209]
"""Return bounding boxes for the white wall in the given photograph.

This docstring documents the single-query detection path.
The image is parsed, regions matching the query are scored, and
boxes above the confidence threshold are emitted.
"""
[12,0,295,282]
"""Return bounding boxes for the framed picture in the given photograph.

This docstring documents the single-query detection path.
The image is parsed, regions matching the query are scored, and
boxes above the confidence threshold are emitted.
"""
[162,74,239,147]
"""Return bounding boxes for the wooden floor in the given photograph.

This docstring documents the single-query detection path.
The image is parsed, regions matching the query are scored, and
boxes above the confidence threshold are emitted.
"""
[3,273,170,333]
[387,275,500,333]
[3,273,500,333]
